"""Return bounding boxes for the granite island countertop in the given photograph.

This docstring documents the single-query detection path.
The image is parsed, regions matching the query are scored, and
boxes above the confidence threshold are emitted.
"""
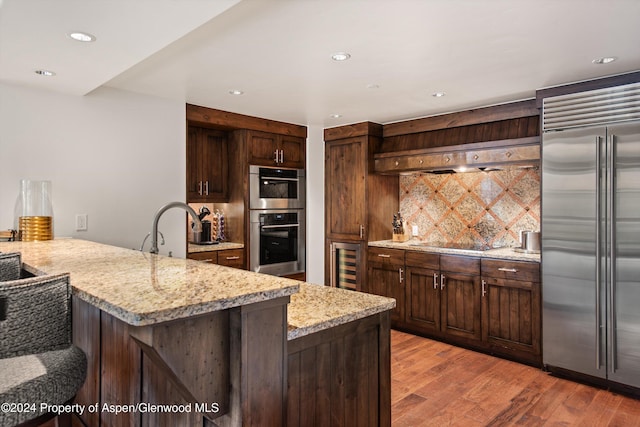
[0,239,395,338]
[0,239,298,326]
[369,239,541,262]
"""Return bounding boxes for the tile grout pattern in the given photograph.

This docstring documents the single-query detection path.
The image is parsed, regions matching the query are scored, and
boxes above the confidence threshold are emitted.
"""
[400,167,540,249]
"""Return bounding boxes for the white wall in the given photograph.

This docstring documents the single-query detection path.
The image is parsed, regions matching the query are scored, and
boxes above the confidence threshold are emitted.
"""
[305,125,324,285]
[0,83,187,257]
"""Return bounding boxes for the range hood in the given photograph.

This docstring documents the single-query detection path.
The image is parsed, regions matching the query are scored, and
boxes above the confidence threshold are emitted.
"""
[374,136,540,175]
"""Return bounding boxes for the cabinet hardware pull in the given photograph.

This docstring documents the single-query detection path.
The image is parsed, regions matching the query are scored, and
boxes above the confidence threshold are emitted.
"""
[204,259,214,263]
[280,149,284,164]
[360,224,365,239]
[440,274,445,290]
[482,279,487,297]
[274,150,279,163]
[226,256,240,260]
[204,180,209,196]
[433,272,438,289]
[399,268,404,283]
[498,267,518,273]
[198,181,203,196]
[377,254,391,258]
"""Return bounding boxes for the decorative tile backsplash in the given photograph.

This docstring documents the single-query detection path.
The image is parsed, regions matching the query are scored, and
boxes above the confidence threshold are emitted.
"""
[399,167,540,249]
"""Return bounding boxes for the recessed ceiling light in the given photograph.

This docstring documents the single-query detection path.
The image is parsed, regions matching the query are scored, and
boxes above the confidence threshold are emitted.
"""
[366,84,380,89]
[432,92,446,97]
[331,52,351,61]
[329,114,342,118]
[229,89,244,95]
[592,56,617,65]
[68,32,96,42]
[34,70,56,76]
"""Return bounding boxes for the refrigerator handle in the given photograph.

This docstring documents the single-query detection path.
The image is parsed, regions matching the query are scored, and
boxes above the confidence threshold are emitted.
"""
[609,134,618,373]
[595,135,602,370]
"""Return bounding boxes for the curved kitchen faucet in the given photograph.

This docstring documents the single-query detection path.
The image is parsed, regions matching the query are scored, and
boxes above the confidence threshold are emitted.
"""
[150,202,202,254]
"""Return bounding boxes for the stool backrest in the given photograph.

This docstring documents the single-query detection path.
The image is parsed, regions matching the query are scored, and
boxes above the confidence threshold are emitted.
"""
[0,252,21,281]
[0,273,71,359]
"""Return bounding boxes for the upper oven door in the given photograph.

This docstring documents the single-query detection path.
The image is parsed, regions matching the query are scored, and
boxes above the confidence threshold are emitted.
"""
[250,165,305,210]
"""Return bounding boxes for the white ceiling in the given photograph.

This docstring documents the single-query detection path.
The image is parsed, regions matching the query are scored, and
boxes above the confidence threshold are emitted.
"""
[2,0,640,128]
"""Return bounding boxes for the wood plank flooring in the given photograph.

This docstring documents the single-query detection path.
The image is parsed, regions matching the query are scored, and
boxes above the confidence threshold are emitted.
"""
[391,330,640,426]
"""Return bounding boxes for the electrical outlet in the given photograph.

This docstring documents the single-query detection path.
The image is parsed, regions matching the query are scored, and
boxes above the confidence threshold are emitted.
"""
[76,214,88,231]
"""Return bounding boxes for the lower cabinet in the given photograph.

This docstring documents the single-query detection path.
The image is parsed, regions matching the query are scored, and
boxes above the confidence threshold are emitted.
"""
[188,248,245,269]
[366,247,405,325]
[404,252,481,344]
[481,258,541,364]
[366,246,542,365]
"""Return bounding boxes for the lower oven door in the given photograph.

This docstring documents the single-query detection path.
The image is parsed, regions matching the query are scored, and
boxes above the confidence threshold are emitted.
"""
[250,210,305,276]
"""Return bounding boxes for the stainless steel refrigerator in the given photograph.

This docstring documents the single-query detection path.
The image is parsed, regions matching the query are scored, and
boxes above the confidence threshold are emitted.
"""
[542,82,640,388]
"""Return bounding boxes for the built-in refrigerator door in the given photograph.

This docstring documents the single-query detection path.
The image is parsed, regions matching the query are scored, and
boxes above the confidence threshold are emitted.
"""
[607,122,640,387]
[542,126,607,379]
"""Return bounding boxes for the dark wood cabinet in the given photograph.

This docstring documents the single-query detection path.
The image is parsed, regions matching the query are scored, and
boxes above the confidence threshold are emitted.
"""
[404,251,440,334]
[324,123,398,288]
[403,252,481,343]
[217,248,244,269]
[440,255,482,342]
[325,136,368,240]
[481,258,541,364]
[188,248,245,269]
[247,130,305,169]
[366,247,405,325]
[187,126,229,202]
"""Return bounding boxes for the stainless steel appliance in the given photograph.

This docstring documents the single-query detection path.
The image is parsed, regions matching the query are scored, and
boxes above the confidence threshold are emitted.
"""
[249,165,305,210]
[541,82,640,388]
[250,209,305,276]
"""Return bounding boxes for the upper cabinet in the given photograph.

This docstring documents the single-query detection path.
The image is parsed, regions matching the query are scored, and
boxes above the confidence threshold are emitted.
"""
[247,130,305,169]
[186,126,228,202]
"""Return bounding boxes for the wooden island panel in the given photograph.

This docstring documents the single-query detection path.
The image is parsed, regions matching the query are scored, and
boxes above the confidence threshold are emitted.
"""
[72,296,289,427]
[287,311,391,427]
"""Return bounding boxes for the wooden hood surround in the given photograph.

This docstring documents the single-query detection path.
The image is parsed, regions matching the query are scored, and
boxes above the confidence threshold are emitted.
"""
[374,99,540,174]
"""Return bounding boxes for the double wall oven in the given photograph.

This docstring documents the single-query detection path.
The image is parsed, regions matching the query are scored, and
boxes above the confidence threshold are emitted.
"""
[249,165,305,277]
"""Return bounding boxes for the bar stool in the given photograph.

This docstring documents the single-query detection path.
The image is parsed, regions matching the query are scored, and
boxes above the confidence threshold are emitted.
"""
[0,254,87,427]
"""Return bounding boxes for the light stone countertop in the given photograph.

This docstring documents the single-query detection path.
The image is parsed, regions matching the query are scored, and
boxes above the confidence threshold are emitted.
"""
[0,239,395,338]
[188,242,244,253]
[369,239,541,263]
[0,239,298,326]
[287,283,395,340]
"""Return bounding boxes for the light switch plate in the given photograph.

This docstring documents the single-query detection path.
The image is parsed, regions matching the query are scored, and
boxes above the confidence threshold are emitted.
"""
[76,214,88,231]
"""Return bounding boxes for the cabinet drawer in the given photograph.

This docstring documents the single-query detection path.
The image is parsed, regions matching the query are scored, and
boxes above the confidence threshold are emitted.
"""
[217,249,244,268]
[440,255,480,275]
[405,250,439,270]
[188,251,218,264]
[367,247,405,266]
[482,259,540,282]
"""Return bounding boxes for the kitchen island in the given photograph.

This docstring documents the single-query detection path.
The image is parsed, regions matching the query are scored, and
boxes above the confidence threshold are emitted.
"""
[0,239,394,427]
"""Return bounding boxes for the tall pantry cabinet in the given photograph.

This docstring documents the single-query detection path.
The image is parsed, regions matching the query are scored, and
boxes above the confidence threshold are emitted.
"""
[324,122,398,290]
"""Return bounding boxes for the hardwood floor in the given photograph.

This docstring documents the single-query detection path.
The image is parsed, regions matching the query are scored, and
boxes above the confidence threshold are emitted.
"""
[391,330,640,426]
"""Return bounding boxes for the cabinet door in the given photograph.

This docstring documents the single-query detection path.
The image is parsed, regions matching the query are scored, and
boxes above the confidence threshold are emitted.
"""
[201,128,228,201]
[405,265,441,335]
[187,251,218,264]
[441,271,481,341]
[367,261,405,326]
[186,126,228,202]
[247,130,279,166]
[325,137,367,240]
[186,126,205,201]
[482,277,541,358]
[217,248,244,269]
[279,135,305,169]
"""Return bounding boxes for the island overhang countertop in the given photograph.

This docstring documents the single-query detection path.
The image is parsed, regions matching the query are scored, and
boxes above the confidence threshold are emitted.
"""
[0,239,395,338]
